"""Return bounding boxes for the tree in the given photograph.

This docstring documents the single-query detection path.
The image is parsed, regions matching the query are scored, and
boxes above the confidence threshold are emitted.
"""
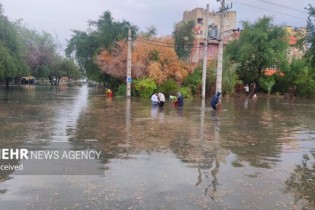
[259,76,276,95]
[0,4,28,88]
[65,10,138,82]
[15,23,79,86]
[17,26,58,79]
[60,58,81,81]
[222,57,239,96]
[303,4,315,67]
[66,30,99,80]
[96,36,193,85]
[173,20,195,60]
[140,25,157,38]
[225,16,288,83]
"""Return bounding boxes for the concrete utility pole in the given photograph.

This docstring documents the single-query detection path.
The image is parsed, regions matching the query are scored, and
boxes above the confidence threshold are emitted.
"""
[126,28,132,97]
[201,4,209,100]
[216,0,226,94]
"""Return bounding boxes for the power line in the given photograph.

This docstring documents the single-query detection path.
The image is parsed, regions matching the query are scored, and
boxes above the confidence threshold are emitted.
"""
[135,38,174,48]
[232,0,307,21]
[137,36,175,45]
[136,37,210,49]
[254,0,307,14]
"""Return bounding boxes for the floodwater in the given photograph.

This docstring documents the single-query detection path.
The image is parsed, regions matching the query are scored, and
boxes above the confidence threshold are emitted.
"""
[0,84,315,210]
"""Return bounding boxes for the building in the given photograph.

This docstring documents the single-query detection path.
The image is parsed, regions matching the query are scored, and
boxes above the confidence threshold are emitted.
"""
[285,26,307,61]
[176,7,237,63]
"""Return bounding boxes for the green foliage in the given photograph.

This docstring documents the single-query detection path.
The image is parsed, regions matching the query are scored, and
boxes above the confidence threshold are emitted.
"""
[65,10,138,82]
[296,79,315,98]
[173,20,195,60]
[0,9,28,82]
[183,67,202,96]
[55,58,81,79]
[259,76,276,95]
[277,59,304,92]
[225,16,288,82]
[222,58,239,95]
[157,79,179,97]
[179,86,193,98]
[303,4,315,68]
[14,21,73,84]
[276,58,315,98]
[134,78,157,98]
[294,64,315,98]
[116,83,126,96]
[0,42,16,78]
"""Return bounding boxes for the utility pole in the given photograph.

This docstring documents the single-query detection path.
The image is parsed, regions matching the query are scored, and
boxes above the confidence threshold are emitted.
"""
[126,28,132,97]
[216,0,227,94]
[202,4,209,100]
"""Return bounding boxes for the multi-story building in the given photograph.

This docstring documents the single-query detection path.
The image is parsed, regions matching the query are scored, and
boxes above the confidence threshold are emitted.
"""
[176,7,237,63]
[285,26,307,61]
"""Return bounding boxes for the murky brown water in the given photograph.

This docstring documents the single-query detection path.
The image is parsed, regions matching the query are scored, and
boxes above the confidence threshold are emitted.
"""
[0,84,315,210]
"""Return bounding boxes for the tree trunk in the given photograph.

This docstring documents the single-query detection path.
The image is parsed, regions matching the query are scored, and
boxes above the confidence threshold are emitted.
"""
[48,76,54,85]
[57,77,60,86]
[48,76,58,86]
[5,77,10,89]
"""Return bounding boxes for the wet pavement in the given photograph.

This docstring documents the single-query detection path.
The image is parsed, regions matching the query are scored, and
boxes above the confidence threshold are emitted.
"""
[0,84,315,209]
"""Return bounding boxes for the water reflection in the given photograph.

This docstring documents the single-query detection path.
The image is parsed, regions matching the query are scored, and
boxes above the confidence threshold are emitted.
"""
[0,87,315,209]
[196,100,221,200]
[150,106,157,118]
[285,152,315,209]
[244,98,249,110]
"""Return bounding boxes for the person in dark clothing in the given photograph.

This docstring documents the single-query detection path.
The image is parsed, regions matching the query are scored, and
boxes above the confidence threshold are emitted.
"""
[176,92,184,107]
[249,82,257,98]
[211,92,221,110]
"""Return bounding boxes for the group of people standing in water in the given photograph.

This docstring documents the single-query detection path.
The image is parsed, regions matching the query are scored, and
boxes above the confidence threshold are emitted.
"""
[151,92,184,108]
[151,91,221,111]
[150,90,224,111]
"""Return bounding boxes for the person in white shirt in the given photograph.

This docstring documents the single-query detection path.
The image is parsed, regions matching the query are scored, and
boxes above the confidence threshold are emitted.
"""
[244,84,249,96]
[158,92,165,107]
[151,93,159,106]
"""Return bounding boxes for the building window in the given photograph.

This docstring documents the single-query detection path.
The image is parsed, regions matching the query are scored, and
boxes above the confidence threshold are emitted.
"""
[197,18,203,24]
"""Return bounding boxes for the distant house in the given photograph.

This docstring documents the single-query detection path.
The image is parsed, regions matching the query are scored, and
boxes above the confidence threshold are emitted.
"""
[285,26,307,62]
[176,8,237,63]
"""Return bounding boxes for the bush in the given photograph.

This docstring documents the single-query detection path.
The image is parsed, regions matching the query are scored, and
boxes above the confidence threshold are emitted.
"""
[134,78,157,98]
[157,79,179,97]
[296,80,315,98]
[259,76,275,95]
[179,86,193,98]
[183,67,202,96]
[116,83,126,96]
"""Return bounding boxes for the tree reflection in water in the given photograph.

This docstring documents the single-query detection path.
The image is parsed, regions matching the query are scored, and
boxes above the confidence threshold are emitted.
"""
[285,150,315,209]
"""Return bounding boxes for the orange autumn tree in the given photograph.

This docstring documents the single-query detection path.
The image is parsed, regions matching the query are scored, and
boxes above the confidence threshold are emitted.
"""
[95,36,193,84]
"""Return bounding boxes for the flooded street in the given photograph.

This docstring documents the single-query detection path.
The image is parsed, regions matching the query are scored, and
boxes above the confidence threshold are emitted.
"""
[0,84,315,210]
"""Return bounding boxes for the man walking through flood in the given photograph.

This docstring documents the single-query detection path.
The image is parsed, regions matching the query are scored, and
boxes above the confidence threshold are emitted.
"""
[211,92,221,110]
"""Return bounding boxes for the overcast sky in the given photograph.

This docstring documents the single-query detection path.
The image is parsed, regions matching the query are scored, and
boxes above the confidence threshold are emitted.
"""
[0,0,312,51]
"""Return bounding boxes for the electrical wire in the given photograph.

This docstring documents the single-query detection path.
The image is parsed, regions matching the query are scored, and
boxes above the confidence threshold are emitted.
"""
[135,38,175,48]
[253,0,307,14]
[135,37,217,50]
[232,0,307,21]
[136,36,175,45]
